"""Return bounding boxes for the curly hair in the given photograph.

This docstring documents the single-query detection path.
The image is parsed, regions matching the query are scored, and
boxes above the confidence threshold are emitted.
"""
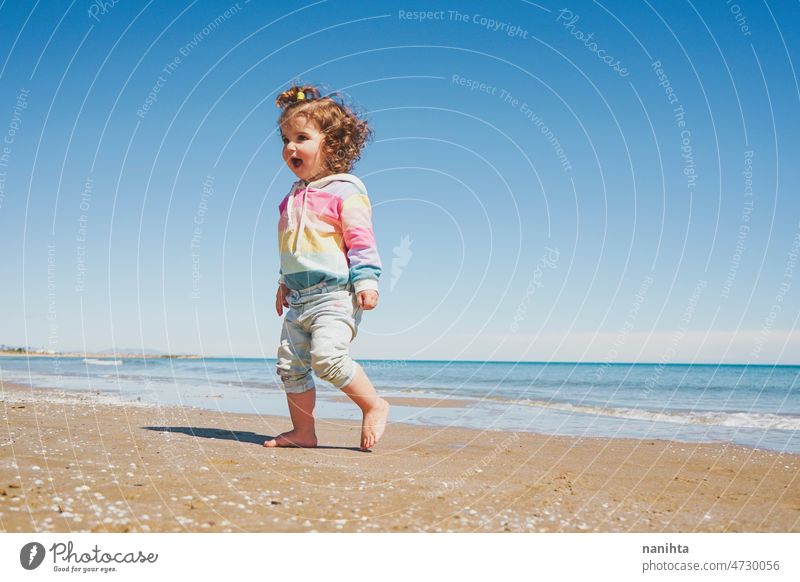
[276,84,372,176]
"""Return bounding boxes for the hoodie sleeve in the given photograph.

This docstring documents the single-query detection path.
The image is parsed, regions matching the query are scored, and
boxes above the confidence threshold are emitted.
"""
[277,188,293,287]
[339,184,381,293]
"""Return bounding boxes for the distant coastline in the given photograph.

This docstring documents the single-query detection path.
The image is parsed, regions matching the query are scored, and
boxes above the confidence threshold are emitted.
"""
[0,349,200,359]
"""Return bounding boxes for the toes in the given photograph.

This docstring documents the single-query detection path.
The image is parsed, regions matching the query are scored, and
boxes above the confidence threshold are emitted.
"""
[363,432,374,450]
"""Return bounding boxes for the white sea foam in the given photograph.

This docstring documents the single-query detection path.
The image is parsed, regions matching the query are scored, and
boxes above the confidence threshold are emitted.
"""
[82,358,123,366]
[516,399,800,431]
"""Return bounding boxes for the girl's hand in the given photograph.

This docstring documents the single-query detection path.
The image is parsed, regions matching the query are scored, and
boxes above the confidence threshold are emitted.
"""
[357,289,378,310]
[276,284,290,316]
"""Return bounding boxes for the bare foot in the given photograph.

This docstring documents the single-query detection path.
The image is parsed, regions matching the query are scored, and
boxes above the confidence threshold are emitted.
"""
[263,429,318,448]
[361,398,389,451]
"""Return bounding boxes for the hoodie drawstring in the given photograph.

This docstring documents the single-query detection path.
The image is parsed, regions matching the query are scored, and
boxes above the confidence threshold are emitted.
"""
[295,184,309,254]
[288,182,310,255]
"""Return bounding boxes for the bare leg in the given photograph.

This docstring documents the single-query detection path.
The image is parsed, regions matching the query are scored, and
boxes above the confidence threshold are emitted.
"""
[340,363,389,450]
[264,389,318,447]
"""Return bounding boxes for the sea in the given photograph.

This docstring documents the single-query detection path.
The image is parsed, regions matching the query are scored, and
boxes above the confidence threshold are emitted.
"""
[1,357,798,454]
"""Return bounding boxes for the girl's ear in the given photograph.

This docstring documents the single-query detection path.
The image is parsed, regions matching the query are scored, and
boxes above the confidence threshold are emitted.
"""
[320,140,333,168]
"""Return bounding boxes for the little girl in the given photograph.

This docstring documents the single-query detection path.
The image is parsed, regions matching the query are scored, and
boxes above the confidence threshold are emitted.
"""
[264,84,389,451]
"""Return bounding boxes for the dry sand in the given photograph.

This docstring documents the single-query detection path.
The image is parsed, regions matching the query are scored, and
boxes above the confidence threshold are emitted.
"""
[1,381,798,532]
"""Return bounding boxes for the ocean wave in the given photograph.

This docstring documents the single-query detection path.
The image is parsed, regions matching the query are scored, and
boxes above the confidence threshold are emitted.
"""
[82,358,123,366]
[514,399,800,430]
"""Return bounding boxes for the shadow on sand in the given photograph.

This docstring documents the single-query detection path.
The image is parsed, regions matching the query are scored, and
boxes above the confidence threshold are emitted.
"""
[142,426,364,451]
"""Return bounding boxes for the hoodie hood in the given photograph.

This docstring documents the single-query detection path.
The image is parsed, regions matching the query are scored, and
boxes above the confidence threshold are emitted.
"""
[305,173,367,194]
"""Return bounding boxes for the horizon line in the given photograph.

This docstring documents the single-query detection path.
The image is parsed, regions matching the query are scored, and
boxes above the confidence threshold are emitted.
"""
[3,350,796,367]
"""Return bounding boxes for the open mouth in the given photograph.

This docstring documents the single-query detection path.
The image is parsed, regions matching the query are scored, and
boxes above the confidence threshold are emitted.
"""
[290,157,303,169]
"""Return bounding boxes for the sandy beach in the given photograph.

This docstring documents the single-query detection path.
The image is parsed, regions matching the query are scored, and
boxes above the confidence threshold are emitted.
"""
[1,381,797,533]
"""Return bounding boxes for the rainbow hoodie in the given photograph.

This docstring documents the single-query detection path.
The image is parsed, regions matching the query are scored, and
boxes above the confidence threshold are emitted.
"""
[278,173,381,293]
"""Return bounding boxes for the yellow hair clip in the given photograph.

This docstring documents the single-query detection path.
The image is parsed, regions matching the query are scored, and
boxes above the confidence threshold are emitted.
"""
[296,91,305,101]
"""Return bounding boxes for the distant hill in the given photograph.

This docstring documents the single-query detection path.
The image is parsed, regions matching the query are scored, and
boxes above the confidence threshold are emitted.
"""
[0,345,199,358]
[97,347,164,356]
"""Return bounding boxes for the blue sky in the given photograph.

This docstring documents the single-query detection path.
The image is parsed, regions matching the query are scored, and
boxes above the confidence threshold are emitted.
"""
[1,0,798,363]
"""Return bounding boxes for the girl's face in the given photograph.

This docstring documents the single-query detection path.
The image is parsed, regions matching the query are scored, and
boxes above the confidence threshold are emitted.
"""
[281,115,327,182]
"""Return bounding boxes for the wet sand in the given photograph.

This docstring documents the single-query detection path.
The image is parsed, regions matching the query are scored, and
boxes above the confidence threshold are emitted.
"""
[1,381,798,532]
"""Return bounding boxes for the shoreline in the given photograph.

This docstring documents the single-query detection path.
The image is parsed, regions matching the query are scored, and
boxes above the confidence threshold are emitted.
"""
[1,381,798,532]
[5,375,795,454]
